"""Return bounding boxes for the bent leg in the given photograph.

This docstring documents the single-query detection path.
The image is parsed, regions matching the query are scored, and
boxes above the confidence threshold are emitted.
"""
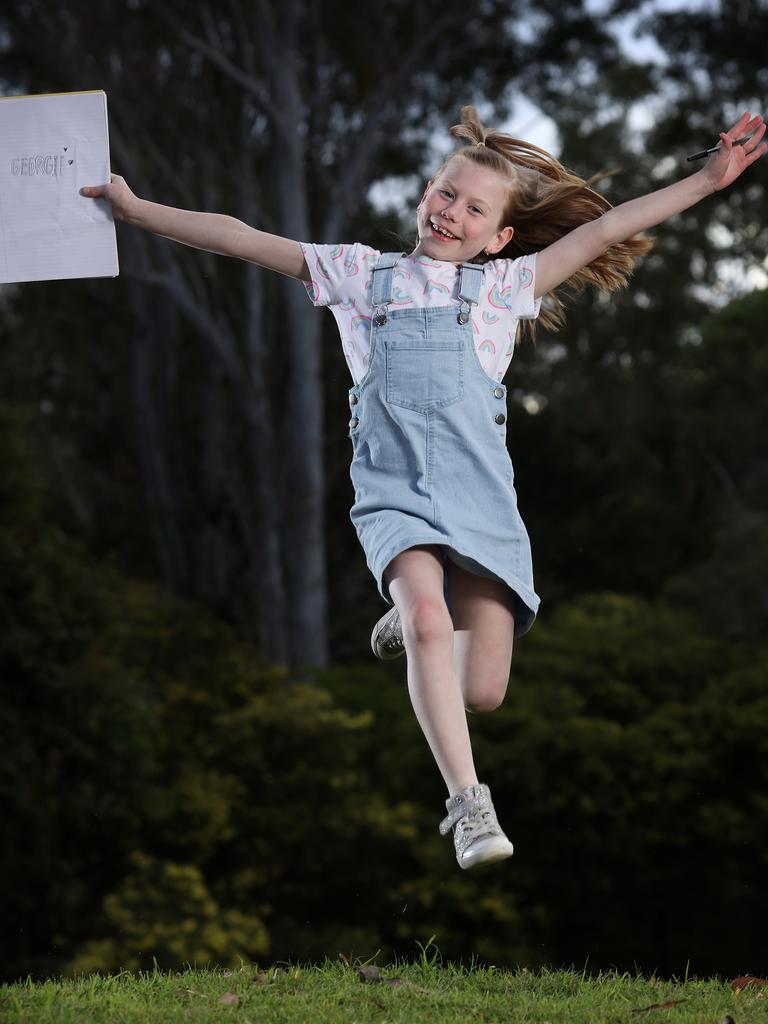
[384,545,479,796]
[446,558,516,713]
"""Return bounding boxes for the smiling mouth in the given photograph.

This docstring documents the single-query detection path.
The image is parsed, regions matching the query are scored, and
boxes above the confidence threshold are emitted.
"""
[430,219,460,240]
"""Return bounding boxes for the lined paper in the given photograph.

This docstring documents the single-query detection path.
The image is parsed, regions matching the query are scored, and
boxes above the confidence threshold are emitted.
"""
[0,89,119,284]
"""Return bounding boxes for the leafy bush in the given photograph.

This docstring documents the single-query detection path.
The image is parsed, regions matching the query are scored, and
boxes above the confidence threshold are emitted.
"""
[2,404,767,980]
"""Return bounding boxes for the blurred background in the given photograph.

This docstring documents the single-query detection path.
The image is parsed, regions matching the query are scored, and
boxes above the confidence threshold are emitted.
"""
[1,0,766,984]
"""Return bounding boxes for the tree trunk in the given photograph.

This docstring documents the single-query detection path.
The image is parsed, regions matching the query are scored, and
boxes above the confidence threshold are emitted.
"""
[269,5,329,667]
[128,276,190,594]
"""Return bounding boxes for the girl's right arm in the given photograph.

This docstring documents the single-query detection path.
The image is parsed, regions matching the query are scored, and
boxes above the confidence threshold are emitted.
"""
[80,174,310,281]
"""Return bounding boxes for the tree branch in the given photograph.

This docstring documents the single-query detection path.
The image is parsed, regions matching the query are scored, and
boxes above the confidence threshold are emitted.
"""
[322,6,471,239]
[157,5,280,121]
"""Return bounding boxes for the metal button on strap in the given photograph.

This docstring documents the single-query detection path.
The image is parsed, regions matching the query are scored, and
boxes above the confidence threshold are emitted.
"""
[493,386,504,398]
[457,311,470,324]
[374,311,387,325]
[349,394,358,406]
[349,416,359,428]
[494,413,506,425]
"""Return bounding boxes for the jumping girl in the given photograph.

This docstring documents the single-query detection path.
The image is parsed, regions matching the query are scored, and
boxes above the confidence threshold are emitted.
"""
[82,105,766,871]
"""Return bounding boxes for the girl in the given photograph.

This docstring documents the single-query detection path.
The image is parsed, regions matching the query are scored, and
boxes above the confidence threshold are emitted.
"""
[82,106,766,871]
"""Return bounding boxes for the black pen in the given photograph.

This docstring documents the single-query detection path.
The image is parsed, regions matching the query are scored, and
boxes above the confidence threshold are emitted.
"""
[687,134,753,161]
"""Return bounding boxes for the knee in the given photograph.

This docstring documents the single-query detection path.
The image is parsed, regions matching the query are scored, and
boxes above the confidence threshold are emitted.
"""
[402,597,453,646]
[464,680,508,714]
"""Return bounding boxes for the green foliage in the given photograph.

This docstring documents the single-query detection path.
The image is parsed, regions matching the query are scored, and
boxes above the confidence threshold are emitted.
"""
[661,288,768,639]
[68,853,269,974]
[4,961,765,1024]
[4,274,768,980]
[321,592,768,976]
[2,0,768,976]
[2,397,767,979]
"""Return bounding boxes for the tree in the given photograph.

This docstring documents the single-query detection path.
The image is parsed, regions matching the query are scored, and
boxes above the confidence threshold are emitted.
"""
[0,0,624,666]
[661,286,768,640]
[482,0,768,610]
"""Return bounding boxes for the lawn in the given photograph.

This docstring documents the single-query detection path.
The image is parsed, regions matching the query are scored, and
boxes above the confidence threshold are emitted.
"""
[1,952,765,1023]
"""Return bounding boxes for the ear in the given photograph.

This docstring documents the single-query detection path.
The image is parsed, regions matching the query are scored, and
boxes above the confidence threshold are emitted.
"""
[486,225,514,255]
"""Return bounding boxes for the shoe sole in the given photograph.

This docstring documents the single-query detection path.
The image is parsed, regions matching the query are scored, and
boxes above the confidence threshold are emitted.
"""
[370,609,405,660]
[459,836,514,870]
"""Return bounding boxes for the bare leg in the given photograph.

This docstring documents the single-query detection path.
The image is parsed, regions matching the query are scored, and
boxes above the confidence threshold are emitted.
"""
[384,545,478,797]
[445,557,517,714]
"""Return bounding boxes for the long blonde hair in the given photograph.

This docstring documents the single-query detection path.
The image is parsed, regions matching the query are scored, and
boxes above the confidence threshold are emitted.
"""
[435,106,654,341]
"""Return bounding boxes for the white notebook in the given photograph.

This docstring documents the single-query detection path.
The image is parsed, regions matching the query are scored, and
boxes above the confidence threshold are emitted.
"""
[0,89,119,284]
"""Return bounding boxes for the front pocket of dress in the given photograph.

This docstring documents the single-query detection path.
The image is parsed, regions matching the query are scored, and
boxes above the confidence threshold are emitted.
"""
[385,340,464,413]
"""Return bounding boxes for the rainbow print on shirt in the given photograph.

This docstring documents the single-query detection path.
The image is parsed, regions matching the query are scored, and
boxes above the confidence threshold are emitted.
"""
[344,250,360,277]
[423,278,450,298]
[351,314,371,335]
[488,282,515,309]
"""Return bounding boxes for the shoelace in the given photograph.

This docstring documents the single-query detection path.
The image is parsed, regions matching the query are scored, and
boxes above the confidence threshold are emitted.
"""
[439,795,494,837]
[459,808,494,841]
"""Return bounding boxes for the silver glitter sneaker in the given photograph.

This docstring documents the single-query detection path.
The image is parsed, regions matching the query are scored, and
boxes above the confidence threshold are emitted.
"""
[439,782,514,870]
[370,604,405,660]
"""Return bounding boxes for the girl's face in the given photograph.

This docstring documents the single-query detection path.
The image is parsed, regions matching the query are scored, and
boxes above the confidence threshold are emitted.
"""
[412,158,515,264]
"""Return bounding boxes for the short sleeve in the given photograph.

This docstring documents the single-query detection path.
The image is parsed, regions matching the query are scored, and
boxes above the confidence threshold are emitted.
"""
[485,252,541,320]
[299,241,377,308]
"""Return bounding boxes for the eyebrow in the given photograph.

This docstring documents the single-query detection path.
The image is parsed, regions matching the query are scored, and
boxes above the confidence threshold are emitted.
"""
[440,177,490,209]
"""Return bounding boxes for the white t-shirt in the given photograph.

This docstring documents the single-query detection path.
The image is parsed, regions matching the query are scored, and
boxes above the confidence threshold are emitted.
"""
[299,242,541,385]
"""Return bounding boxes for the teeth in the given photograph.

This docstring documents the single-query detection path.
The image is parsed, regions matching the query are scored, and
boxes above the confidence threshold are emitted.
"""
[431,220,457,239]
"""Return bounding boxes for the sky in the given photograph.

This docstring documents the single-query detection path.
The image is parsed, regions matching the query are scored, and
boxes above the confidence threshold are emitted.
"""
[518,0,691,153]
[369,0,767,296]
[369,0,690,212]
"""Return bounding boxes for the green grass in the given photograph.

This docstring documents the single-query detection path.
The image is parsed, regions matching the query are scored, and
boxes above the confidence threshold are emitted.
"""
[0,955,763,1023]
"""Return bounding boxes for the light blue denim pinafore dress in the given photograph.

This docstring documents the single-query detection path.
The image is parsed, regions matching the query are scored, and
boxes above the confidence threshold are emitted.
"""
[347,252,540,637]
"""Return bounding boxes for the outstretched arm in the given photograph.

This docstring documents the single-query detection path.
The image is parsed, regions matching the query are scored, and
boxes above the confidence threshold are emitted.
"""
[81,174,310,281]
[534,111,767,300]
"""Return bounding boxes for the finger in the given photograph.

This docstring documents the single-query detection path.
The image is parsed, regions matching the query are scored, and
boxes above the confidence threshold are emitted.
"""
[729,110,761,138]
[746,140,768,165]
[79,185,104,196]
[746,121,766,152]
[741,114,764,140]
[726,110,752,136]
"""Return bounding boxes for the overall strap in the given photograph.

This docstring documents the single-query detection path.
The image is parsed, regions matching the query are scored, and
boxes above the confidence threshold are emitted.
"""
[458,261,485,306]
[454,261,485,324]
[371,252,404,308]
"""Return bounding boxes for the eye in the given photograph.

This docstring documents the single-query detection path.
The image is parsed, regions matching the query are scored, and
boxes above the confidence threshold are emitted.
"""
[469,205,483,215]
[439,188,454,199]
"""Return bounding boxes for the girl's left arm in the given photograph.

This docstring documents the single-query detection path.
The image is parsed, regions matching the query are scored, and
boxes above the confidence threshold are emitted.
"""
[534,111,767,300]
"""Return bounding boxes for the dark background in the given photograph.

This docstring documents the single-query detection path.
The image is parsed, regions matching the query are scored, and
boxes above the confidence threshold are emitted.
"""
[1,0,767,983]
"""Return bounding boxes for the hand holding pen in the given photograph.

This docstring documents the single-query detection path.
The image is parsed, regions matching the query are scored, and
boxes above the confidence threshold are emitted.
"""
[687,111,767,191]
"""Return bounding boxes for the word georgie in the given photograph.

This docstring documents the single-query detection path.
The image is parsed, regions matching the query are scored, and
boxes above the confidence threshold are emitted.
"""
[11,150,73,176]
